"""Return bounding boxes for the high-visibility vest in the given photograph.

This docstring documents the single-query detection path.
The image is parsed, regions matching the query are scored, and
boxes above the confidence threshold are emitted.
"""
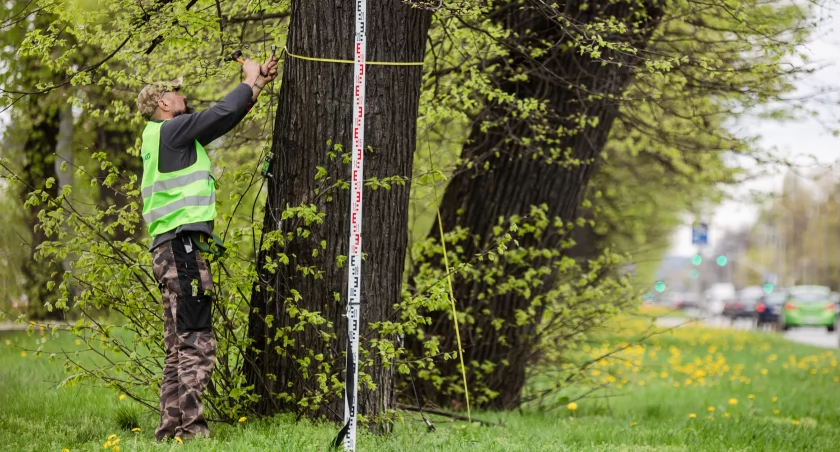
[140,121,216,237]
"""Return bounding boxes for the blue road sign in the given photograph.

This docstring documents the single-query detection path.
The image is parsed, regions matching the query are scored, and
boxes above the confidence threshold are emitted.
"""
[691,221,708,246]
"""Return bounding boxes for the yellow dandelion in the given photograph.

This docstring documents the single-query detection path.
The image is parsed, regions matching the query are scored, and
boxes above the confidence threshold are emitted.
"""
[20,351,26,357]
[114,446,120,452]
[62,449,69,452]
[689,413,696,419]
[630,422,638,427]
[792,419,800,425]
[748,394,755,400]
[104,441,111,448]
[723,412,730,418]
[773,409,780,415]
[761,369,768,375]
[239,416,247,423]
[119,394,126,401]
[131,428,140,433]
[728,398,738,405]
[175,437,183,444]
[660,371,668,378]
[108,434,117,440]
[113,438,120,445]
[567,402,578,411]
[707,406,715,412]
[771,396,778,403]
[4,340,10,345]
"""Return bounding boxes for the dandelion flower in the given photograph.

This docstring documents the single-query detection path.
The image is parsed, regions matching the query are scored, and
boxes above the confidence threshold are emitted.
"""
[20,351,26,357]
[239,416,247,423]
[761,369,768,375]
[771,396,778,403]
[728,398,738,405]
[723,413,730,418]
[4,340,9,345]
[792,419,800,425]
[114,446,120,452]
[131,428,140,433]
[104,441,111,448]
[748,394,755,400]
[108,434,117,440]
[688,413,696,419]
[119,394,126,401]
[707,406,715,412]
[175,437,183,444]
[773,409,780,415]
[567,402,578,411]
[62,449,69,452]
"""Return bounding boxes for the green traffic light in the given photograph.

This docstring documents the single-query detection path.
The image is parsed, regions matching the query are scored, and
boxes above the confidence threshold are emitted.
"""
[716,255,727,266]
[654,281,666,293]
[691,255,702,266]
[763,283,773,294]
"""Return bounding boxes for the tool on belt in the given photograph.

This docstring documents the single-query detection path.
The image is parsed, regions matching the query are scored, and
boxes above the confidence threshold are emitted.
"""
[182,232,227,258]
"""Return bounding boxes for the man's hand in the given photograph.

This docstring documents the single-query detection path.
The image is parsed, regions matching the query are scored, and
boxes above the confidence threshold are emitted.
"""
[256,56,279,89]
[242,59,261,86]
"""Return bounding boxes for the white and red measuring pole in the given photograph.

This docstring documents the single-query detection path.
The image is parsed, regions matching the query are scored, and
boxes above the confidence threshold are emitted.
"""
[339,0,367,450]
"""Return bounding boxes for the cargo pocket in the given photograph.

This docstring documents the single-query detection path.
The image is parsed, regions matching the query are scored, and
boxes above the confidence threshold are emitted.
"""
[176,294,213,333]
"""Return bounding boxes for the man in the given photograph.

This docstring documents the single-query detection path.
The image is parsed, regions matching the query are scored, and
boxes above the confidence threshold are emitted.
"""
[136,56,278,441]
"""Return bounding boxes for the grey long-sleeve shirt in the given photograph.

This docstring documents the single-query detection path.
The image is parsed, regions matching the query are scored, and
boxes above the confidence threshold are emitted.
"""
[148,83,256,251]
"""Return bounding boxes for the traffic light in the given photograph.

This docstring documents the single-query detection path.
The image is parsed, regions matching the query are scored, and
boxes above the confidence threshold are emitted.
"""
[716,255,727,266]
[689,269,699,280]
[763,283,774,294]
[654,281,666,293]
[691,255,702,266]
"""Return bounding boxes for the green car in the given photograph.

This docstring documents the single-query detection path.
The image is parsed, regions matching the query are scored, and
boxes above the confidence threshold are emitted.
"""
[780,286,838,332]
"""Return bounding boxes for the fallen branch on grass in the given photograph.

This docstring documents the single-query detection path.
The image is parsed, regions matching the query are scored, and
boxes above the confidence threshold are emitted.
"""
[395,403,498,426]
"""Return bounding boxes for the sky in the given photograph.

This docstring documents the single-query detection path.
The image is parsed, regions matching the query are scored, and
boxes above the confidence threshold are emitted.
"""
[669,4,840,257]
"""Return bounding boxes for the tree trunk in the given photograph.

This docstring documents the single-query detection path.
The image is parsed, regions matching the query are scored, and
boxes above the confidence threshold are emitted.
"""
[407,0,665,410]
[19,100,64,320]
[244,0,431,426]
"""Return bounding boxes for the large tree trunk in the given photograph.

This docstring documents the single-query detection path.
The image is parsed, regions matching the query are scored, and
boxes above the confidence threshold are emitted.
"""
[244,0,431,426]
[407,0,665,410]
[19,99,64,320]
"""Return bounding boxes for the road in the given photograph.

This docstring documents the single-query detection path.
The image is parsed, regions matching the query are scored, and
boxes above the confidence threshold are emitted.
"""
[658,314,839,349]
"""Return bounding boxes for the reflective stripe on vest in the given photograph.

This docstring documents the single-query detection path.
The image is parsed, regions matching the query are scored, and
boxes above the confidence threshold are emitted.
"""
[140,121,217,237]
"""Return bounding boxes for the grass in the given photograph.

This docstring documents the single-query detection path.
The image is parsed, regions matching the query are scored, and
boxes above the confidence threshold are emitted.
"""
[2,317,840,451]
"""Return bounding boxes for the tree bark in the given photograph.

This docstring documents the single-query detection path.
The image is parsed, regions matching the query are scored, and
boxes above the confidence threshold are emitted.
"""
[407,0,665,410]
[244,0,431,426]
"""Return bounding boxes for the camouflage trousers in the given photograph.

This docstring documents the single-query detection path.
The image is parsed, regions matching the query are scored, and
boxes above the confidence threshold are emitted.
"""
[151,237,216,441]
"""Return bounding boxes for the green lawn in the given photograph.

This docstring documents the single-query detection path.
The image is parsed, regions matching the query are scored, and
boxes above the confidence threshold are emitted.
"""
[2,318,840,451]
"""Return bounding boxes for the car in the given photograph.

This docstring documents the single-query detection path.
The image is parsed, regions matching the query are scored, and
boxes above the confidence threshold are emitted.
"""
[756,290,786,329]
[779,285,837,332]
[723,287,763,325]
[705,283,736,316]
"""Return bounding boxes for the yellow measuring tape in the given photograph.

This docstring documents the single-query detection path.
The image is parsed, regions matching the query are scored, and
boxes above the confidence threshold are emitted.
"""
[283,46,424,66]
